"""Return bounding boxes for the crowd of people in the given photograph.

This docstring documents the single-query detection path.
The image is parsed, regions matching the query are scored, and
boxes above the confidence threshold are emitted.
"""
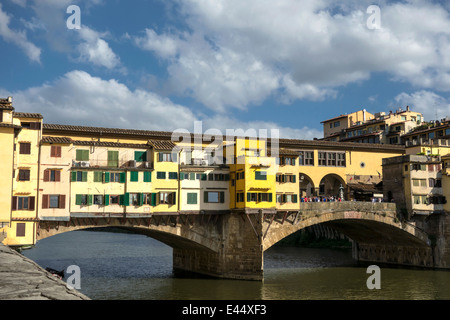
[300,196,384,202]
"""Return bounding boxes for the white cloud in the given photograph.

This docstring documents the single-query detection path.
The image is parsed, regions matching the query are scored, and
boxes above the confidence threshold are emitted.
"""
[77,27,122,70]
[0,3,41,62]
[134,0,450,112]
[0,70,320,140]
[394,90,450,122]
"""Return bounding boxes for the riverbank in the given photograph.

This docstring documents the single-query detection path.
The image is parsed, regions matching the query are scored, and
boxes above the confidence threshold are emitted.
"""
[0,243,89,300]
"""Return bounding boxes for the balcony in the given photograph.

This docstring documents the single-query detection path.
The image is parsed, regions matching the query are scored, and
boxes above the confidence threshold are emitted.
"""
[71,159,153,170]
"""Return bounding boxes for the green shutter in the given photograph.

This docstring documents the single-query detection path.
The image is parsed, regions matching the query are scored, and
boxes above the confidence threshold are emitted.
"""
[130,171,138,182]
[151,193,157,206]
[220,192,225,203]
[180,172,185,180]
[293,194,298,203]
[293,175,296,183]
[204,191,209,203]
[247,192,251,202]
[123,193,130,206]
[143,171,151,182]
[75,194,82,205]
[119,172,126,183]
[94,171,102,182]
[104,194,109,206]
[269,193,273,202]
[158,153,163,162]
[88,194,93,205]
[190,173,195,180]
[201,174,207,181]
[108,151,119,167]
[187,193,197,204]
[139,193,144,206]
[82,171,88,182]
[71,171,77,182]
[134,151,147,162]
[103,172,110,183]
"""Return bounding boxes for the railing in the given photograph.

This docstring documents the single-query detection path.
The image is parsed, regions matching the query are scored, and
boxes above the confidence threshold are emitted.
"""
[71,159,153,169]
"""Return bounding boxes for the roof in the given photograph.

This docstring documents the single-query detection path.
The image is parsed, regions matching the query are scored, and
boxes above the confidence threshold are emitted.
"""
[147,139,176,150]
[13,112,43,119]
[73,140,149,149]
[320,114,349,124]
[348,182,381,193]
[0,98,13,110]
[41,136,73,144]
[0,123,22,130]
[43,123,173,138]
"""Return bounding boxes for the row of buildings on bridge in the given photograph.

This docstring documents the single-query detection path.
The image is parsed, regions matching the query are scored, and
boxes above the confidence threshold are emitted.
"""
[1,96,450,247]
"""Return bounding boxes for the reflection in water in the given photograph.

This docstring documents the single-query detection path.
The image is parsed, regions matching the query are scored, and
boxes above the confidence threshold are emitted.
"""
[22,229,450,300]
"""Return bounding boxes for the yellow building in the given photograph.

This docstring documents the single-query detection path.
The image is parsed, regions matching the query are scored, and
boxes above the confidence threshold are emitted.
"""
[321,109,374,139]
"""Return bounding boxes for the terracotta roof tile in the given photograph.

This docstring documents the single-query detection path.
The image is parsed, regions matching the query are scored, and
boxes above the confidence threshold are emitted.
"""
[43,123,173,137]
[41,136,73,144]
[0,123,22,129]
[13,112,43,119]
[147,139,176,150]
[72,140,149,149]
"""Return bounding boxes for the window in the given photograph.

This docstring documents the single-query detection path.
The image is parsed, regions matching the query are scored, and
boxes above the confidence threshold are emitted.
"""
[110,195,120,205]
[12,196,35,211]
[19,143,31,154]
[237,171,245,180]
[93,195,103,205]
[50,146,61,157]
[168,172,178,180]
[158,152,177,162]
[76,149,89,161]
[327,152,336,166]
[134,151,147,162]
[16,223,26,237]
[159,192,176,205]
[157,171,166,179]
[187,193,197,205]
[109,172,124,182]
[44,169,60,182]
[204,191,224,203]
[318,152,326,166]
[236,192,244,202]
[255,171,267,180]
[42,194,65,209]
[94,171,103,182]
[334,121,340,127]
[412,179,426,187]
[18,169,30,181]
[129,193,140,206]
[337,153,346,167]
[72,171,88,182]
[107,151,119,167]
[247,192,272,202]
[304,151,314,166]
[130,171,139,182]
[143,171,151,182]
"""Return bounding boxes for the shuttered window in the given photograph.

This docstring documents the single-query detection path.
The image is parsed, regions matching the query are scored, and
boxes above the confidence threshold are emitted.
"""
[255,171,267,180]
[107,151,119,167]
[50,146,61,157]
[42,194,65,209]
[130,171,139,182]
[134,151,147,162]
[76,149,89,161]
[18,169,31,181]
[19,143,31,154]
[187,193,197,204]
[16,223,26,237]
[143,171,151,182]
[44,169,61,182]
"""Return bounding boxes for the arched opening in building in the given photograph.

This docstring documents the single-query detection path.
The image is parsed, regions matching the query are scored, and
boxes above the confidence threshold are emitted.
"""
[298,173,315,197]
[319,174,346,199]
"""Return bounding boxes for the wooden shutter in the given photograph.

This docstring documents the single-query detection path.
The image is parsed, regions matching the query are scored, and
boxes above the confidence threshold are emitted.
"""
[104,195,109,206]
[220,192,225,203]
[43,169,50,182]
[204,191,209,203]
[55,170,61,182]
[268,193,273,202]
[16,223,26,237]
[88,194,93,206]
[11,196,17,210]
[247,192,251,202]
[71,171,77,182]
[75,194,82,205]
[103,172,110,183]
[59,195,66,209]
[150,193,157,206]
[82,171,88,182]
[29,196,35,211]
[42,195,49,209]
[120,172,126,183]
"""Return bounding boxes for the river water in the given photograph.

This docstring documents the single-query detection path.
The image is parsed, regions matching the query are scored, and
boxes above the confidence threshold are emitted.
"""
[22,229,450,300]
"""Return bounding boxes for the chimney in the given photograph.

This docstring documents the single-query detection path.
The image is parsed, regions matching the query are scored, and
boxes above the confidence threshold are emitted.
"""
[363,109,366,122]
[7,96,12,102]
[406,105,410,111]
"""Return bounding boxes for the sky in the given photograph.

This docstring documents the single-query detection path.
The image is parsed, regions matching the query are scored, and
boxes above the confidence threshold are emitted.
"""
[1,0,450,140]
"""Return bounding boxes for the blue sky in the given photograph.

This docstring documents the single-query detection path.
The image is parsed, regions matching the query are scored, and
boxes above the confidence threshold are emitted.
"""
[1,0,450,139]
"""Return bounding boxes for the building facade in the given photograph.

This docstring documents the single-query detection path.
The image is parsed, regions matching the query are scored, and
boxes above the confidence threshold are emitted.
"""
[1,98,410,247]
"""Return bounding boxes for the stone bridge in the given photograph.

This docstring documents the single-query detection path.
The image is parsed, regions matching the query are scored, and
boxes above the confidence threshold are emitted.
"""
[37,202,450,281]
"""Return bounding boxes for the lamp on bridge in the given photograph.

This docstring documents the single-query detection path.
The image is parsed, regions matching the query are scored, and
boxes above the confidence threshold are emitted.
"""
[339,184,345,201]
